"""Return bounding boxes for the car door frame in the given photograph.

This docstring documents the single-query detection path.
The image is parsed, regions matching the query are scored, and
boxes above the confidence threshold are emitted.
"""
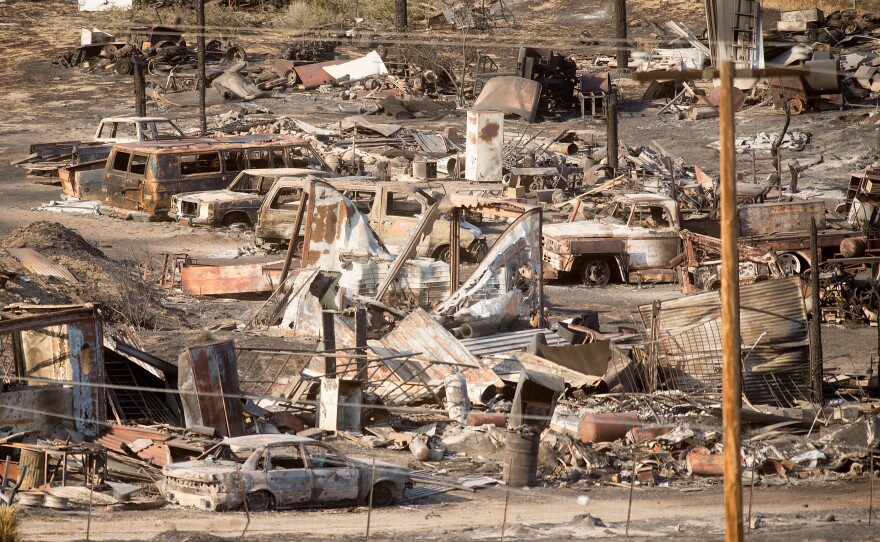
[263,443,313,508]
[301,442,361,503]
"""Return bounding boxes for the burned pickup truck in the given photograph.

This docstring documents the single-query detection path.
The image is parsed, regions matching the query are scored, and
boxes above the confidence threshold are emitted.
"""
[168,168,331,227]
[160,434,412,511]
[543,193,870,286]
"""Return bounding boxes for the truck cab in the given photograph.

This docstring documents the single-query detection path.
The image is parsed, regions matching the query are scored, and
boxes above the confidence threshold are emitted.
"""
[94,117,187,143]
[542,194,681,285]
[255,179,487,262]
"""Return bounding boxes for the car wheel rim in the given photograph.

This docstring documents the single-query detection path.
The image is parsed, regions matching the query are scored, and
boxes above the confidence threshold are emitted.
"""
[371,484,393,507]
[247,491,271,512]
[584,260,610,286]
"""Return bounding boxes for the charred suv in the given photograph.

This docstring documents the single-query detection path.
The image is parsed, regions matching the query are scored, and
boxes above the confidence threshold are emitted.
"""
[159,434,412,512]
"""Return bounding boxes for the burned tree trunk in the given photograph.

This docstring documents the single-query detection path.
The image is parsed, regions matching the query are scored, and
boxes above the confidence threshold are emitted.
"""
[395,0,408,32]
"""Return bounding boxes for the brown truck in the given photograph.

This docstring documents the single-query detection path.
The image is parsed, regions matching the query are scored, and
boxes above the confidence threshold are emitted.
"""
[542,193,869,286]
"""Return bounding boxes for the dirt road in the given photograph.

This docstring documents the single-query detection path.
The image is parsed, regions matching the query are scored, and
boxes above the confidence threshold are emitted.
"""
[17,479,878,541]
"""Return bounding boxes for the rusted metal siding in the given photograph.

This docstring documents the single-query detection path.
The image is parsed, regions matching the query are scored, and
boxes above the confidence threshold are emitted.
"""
[1,305,105,436]
[4,248,79,283]
[638,276,809,406]
[178,342,245,437]
[738,201,826,237]
[180,262,282,295]
[380,308,495,383]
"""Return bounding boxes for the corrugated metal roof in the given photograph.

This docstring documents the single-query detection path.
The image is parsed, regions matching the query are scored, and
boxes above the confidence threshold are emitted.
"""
[4,248,78,283]
[459,328,567,358]
[638,277,809,406]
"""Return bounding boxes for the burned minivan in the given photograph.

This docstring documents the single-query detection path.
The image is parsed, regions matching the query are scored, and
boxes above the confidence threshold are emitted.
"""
[100,135,329,221]
[159,434,412,512]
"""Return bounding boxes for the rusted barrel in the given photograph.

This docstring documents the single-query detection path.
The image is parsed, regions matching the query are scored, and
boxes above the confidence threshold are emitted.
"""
[686,449,724,476]
[579,412,640,443]
[502,429,540,487]
[629,425,674,444]
[840,237,866,258]
[466,411,508,427]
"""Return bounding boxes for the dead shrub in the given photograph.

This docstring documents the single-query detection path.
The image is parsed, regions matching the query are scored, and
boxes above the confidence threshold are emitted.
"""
[0,505,21,542]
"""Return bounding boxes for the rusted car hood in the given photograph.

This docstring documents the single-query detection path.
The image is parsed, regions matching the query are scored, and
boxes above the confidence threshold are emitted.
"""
[543,220,672,239]
[178,190,257,204]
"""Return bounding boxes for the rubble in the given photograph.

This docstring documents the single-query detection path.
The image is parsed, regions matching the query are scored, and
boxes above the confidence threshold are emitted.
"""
[7,2,880,536]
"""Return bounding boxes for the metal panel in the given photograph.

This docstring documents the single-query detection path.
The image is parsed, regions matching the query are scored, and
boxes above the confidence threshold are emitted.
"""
[738,201,826,237]
[379,308,496,384]
[638,276,809,406]
[472,76,541,123]
[180,262,282,295]
[4,248,79,283]
[293,59,346,90]
[178,341,245,437]
[465,110,504,183]
[459,329,566,358]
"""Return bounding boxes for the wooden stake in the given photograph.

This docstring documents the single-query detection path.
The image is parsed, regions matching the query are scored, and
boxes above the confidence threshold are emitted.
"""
[809,217,824,404]
[719,59,744,542]
[501,483,511,542]
[747,447,757,533]
[196,0,207,135]
[614,0,628,70]
[871,451,874,526]
[86,458,95,541]
[365,459,376,542]
[625,438,637,537]
[237,466,250,541]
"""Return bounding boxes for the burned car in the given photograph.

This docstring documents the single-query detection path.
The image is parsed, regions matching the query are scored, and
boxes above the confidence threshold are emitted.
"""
[159,434,412,512]
[168,168,331,227]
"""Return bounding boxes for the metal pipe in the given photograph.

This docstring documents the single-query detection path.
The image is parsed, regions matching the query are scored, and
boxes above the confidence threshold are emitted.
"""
[537,207,546,328]
[355,307,368,381]
[809,218,823,405]
[450,208,461,294]
[719,59,744,542]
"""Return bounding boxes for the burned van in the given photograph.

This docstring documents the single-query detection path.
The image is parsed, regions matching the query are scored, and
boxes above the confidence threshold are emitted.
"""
[100,135,329,221]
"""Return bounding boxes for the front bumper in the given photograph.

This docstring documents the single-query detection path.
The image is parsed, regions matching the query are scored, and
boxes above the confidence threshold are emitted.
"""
[160,479,241,512]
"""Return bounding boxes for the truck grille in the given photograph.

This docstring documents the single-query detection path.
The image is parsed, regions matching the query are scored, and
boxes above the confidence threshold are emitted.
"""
[180,201,199,217]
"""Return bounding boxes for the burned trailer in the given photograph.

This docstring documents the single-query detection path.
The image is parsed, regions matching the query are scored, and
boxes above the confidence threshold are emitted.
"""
[99,135,330,221]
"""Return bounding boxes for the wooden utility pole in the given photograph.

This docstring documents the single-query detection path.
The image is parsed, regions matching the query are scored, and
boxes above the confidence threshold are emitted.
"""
[630,61,810,542]
[614,0,627,70]
[607,95,619,170]
[718,59,743,542]
[196,0,207,135]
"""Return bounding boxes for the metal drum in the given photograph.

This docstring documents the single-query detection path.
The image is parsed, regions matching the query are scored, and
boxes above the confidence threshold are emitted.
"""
[502,429,540,487]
